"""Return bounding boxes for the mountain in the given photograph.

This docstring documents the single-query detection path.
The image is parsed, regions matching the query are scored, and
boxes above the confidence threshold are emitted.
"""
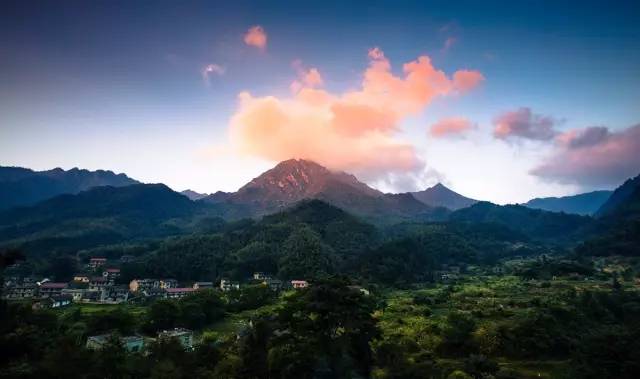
[410,183,477,210]
[595,174,640,217]
[523,190,612,215]
[181,189,209,201]
[0,184,208,254]
[209,159,445,222]
[449,201,593,242]
[0,166,139,210]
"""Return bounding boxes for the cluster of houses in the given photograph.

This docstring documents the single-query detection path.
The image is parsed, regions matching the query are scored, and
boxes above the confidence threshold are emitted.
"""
[86,327,194,353]
[2,257,311,308]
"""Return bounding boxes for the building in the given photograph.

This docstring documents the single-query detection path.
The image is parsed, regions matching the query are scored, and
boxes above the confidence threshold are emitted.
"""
[89,277,109,291]
[61,288,86,302]
[105,285,129,303]
[158,328,193,349]
[32,294,73,309]
[129,279,159,293]
[262,278,283,291]
[86,334,145,352]
[193,282,214,290]
[291,280,308,289]
[165,287,195,299]
[38,282,68,297]
[73,275,90,283]
[103,268,121,281]
[253,272,270,281]
[159,279,179,289]
[220,279,240,292]
[89,258,107,269]
[119,255,136,263]
[3,283,37,299]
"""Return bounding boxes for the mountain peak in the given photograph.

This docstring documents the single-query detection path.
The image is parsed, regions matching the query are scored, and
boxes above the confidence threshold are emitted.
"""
[411,183,477,211]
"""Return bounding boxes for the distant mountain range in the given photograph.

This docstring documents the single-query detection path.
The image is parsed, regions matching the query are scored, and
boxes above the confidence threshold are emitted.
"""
[180,189,209,201]
[522,190,612,215]
[0,166,138,210]
[595,174,640,217]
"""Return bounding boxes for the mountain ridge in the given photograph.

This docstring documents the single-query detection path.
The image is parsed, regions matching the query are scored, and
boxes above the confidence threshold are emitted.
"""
[523,190,612,215]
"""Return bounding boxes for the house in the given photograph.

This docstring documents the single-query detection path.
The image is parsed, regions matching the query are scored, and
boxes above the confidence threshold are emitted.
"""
[165,287,195,299]
[142,288,166,299]
[291,280,308,289]
[38,282,68,297]
[159,279,178,289]
[89,277,109,291]
[82,290,101,302]
[220,279,240,292]
[86,334,145,352]
[129,279,159,293]
[158,328,193,349]
[89,258,107,269]
[193,282,214,290]
[73,275,90,283]
[253,272,270,281]
[61,288,86,302]
[103,268,121,281]
[262,278,283,291]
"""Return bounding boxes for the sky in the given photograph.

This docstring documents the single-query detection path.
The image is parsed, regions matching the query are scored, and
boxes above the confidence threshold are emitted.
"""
[1,0,639,204]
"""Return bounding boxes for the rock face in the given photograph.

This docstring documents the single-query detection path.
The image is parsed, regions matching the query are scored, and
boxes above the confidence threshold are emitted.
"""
[411,183,477,211]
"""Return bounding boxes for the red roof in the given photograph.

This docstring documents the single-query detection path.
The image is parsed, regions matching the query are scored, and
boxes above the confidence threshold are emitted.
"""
[106,268,120,273]
[166,287,195,293]
[40,282,68,289]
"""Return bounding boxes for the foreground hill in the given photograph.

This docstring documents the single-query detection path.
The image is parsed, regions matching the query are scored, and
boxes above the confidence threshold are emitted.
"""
[449,201,593,242]
[410,183,478,210]
[523,190,612,215]
[0,166,138,210]
[0,184,209,254]
[205,159,446,223]
[595,173,640,217]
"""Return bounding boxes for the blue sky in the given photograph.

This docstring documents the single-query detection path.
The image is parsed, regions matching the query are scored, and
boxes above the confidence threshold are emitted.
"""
[1,1,639,203]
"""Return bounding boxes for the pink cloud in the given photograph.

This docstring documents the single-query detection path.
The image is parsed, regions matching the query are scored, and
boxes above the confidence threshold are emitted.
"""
[228,47,484,182]
[493,107,558,141]
[430,117,474,138]
[531,124,640,187]
[243,25,267,50]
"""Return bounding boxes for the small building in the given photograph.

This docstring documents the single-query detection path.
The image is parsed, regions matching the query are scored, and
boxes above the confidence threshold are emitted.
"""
[253,272,270,281]
[89,258,107,269]
[86,334,145,352]
[220,279,240,292]
[291,280,308,289]
[73,275,90,283]
[262,278,283,291]
[165,287,195,299]
[105,285,129,303]
[119,255,136,263]
[193,282,214,290]
[103,268,121,281]
[158,328,193,349]
[38,282,68,297]
[82,290,101,302]
[32,294,73,309]
[142,288,166,299]
[129,279,159,293]
[159,279,179,289]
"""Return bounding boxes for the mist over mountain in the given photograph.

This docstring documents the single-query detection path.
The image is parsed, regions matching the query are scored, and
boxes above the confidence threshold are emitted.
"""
[0,166,139,211]
[523,190,612,215]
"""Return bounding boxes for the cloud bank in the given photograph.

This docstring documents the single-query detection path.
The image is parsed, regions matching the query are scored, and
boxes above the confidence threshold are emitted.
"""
[244,25,267,50]
[531,124,640,187]
[228,47,483,184]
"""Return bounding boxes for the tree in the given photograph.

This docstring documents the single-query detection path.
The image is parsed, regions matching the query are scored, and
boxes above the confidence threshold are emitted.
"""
[278,227,332,279]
